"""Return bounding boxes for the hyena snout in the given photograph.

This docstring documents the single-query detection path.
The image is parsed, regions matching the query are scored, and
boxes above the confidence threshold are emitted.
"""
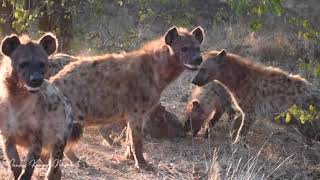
[192,71,209,87]
[184,118,202,137]
[29,72,44,87]
[192,55,202,66]
[192,77,205,86]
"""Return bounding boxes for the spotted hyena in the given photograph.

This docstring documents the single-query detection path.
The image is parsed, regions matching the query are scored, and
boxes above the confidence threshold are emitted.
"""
[46,55,185,146]
[45,53,78,78]
[0,34,78,179]
[49,26,204,168]
[192,49,320,140]
[184,80,244,141]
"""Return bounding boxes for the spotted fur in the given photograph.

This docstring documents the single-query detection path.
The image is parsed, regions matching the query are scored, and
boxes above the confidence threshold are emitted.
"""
[49,26,204,168]
[192,50,320,140]
[185,80,244,141]
[0,34,74,180]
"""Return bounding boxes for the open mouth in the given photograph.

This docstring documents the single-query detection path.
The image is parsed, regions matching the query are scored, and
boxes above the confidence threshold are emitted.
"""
[184,63,199,70]
[24,85,40,93]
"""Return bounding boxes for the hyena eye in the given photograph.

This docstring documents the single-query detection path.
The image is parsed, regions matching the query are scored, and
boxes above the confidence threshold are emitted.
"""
[199,68,206,73]
[181,47,188,52]
[19,62,29,69]
[39,62,45,68]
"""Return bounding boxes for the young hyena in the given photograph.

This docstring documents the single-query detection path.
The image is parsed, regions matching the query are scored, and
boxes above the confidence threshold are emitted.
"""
[0,34,77,180]
[49,26,204,168]
[184,80,244,141]
[192,49,320,139]
[45,53,78,79]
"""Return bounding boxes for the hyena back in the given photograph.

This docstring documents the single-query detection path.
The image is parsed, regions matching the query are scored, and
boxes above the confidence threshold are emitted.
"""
[49,26,204,168]
[192,49,320,140]
[185,80,244,141]
[0,34,76,179]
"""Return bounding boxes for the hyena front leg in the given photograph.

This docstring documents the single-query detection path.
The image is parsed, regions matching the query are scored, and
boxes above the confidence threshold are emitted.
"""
[127,113,148,169]
[232,111,254,141]
[124,123,134,160]
[46,140,65,180]
[2,137,22,179]
[203,106,225,138]
[18,136,42,180]
[64,149,88,168]
[229,111,245,143]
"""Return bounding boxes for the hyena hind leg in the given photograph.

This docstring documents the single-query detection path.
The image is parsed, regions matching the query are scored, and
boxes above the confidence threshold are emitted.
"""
[203,107,224,138]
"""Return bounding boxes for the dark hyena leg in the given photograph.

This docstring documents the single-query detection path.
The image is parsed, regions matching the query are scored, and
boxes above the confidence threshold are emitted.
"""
[127,114,147,169]
[203,107,224,138]
[2,138,22,179]
[232,112,254,139]
[230,112,245,143]
[40,152,50,164]
[46,140,65,180]
[125,122,134,160]
[18,137,42,180]
[64,149,88,168]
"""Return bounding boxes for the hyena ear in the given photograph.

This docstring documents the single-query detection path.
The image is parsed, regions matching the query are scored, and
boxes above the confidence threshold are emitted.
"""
[218,49,227,57]
[165,26,179,46]
[39,33,58,56]
[1,35,21,57]
[191,26,204,44]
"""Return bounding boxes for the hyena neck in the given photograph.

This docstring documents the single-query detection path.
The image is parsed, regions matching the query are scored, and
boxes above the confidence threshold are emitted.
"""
[153,50,184,92]
[141,37,184,91]
[3,65,30,98]
[216,61,246,97]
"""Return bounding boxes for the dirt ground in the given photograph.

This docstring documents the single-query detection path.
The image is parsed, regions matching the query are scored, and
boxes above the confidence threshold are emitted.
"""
[0,71,320,180]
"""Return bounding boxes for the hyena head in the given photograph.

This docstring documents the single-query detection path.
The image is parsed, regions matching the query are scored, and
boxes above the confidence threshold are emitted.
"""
[184,100,205,136]
[1,33,57,92]
[192,49,227,86]
[164,26,204,70]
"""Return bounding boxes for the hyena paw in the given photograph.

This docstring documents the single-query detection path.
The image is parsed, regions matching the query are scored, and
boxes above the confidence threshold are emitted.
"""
[45,167,62,180]
[134,162,154,171]
[77,160,89,169]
